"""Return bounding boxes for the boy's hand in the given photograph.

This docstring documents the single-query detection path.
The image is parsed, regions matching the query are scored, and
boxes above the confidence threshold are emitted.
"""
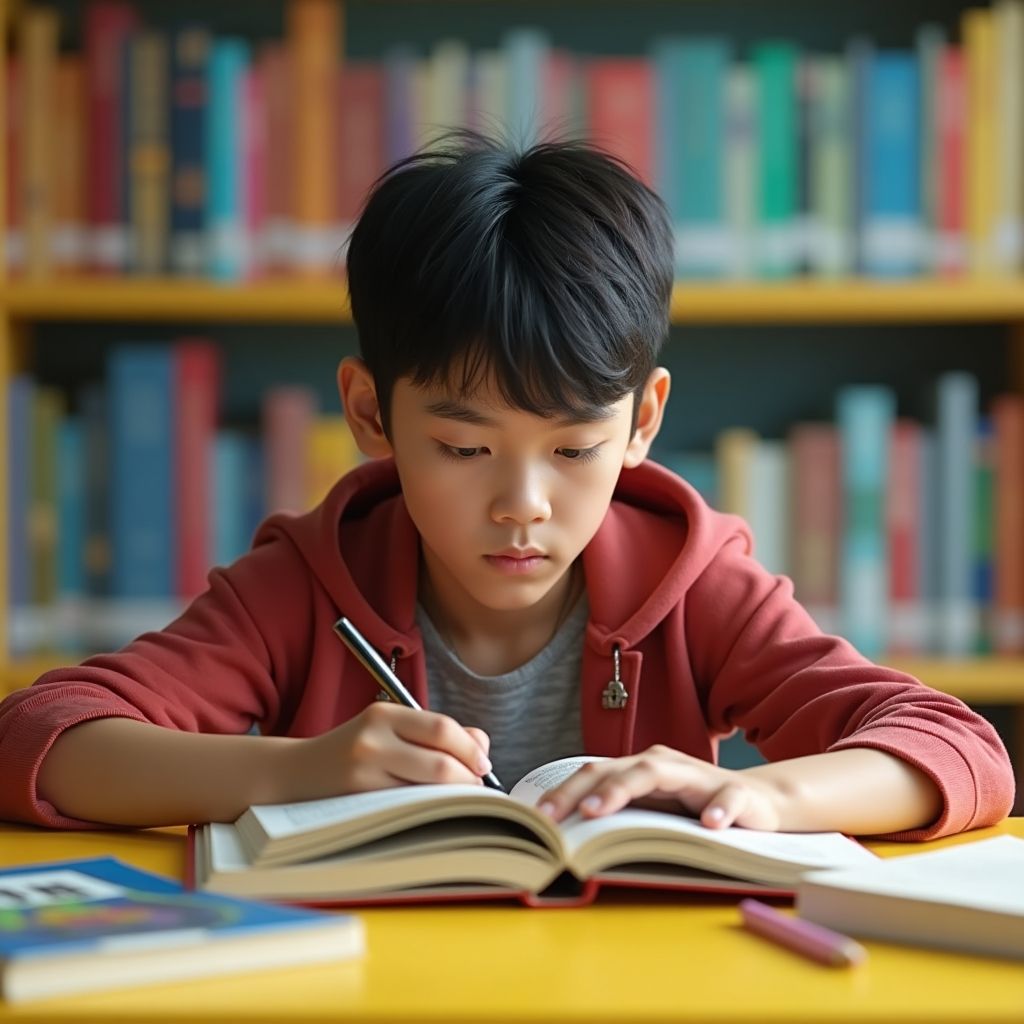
[537,745,783,831]
[298,702,493,799]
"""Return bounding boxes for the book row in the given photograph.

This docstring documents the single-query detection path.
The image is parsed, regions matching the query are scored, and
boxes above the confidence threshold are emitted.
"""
[658,376,1024,659]
[6,342,360,656]
[8,0,1024,281]
[7,351,1024,661]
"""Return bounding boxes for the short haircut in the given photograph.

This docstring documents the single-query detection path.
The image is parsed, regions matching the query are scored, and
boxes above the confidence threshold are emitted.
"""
[345,130,673,433]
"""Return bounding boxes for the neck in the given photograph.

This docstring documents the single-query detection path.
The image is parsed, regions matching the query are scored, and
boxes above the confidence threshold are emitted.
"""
[420,559,582,676]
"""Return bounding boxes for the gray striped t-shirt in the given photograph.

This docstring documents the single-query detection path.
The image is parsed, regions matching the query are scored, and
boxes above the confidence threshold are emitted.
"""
[417,594,588,789]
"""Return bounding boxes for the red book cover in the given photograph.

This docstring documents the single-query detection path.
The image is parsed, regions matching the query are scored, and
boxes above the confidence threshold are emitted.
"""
[936,45,966,277]
[788,423,841,636]
[887,419,924,653]
[336,62,385,245]
[993,394,1024,653]
[174,339,220,599]
[585,58,655,188]
[84,1,139,273]
[263,386,317,515]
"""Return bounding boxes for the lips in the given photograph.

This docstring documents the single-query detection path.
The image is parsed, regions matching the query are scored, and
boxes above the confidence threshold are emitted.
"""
[488,548,546,560]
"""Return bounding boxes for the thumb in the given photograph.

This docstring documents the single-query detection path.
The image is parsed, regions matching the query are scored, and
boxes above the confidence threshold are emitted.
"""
[464,727,490,757]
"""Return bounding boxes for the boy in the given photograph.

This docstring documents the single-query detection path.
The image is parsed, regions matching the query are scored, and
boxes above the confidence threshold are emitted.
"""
[0,132,1013,838]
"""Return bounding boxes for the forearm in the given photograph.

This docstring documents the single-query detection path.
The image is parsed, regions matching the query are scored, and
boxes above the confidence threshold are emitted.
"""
[743,748,943,836]
[36,718,305,828]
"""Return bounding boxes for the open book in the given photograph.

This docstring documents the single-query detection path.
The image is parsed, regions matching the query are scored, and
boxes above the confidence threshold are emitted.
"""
[189,757,876,906]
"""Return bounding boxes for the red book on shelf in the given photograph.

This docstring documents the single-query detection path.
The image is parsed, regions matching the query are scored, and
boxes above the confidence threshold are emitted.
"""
[175,340,221,599]
[584,58,655,188]
[887,419,925,654]
[259,44,293,274]
[936,45,966,277]
[263,386,317,515]
[336,62,386,245]
[993,394,1024,654]
[84,1,139,273]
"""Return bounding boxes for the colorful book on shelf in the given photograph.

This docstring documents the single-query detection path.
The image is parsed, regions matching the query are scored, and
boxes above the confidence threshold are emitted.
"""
[586,58,655,190]
[6,376,33,657]
[169,25,210,276]
[336,62,386,246]
[53,55,87,273]
[915,23,945,276]
[747,439,789,578]
[995,0,1024,271]
[0,856,364,1004]
[887,419,926,654]
[992,394,1024,653]
[797,836,1024,961]
[935,43,967,276]
[306,416,361,509]
[263,386,318,515]
[5,58,24,274]
[973,418,996,654]
[724,62,755,279]
[861,50,921,277]
[503,28,548,149]
[189,756,876,907]
[837,385,895,658]
[56,416,86,652]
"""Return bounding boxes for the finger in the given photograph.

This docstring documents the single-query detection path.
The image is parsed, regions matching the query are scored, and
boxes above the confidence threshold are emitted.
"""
[378,732,488,786]
[389,709,493,778]
[575,760,715,818]
[701,783,749,830]
[464,727,490,757]
[539,761,620,821]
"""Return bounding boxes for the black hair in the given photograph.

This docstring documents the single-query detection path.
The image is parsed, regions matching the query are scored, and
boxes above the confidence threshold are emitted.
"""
[345,129,673,433]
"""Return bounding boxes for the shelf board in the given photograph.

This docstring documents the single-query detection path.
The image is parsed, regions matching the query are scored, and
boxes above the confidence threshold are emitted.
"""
[4,277,1024,324]
[3,654,1023,702]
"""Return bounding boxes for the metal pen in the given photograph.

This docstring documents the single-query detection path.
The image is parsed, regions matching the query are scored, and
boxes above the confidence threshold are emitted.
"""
[333,615,506,792]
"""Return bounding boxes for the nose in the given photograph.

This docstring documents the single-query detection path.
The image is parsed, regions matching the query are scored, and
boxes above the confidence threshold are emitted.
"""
[489,462,552,525]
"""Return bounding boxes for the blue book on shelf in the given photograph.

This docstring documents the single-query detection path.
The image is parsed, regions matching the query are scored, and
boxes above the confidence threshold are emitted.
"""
[837,384,895,657]
[0,856,363,1004]
[503,28,547,148]
[653,37,731,278]
[56,417,86,654]
[862,51,921,277]
[170,24,210,274]
[109,345,175,600]
[935,372,979,656]
[846,36,873,275]
[213,430,250,567]
[205,38,250,281]
[7,375,33,653]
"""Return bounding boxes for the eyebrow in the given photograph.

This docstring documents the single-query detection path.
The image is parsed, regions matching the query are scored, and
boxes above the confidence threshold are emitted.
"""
[424,399,617,427]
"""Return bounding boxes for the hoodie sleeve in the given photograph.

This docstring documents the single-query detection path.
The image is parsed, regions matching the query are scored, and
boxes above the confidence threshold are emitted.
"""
[687,533,1015,840]
[0,534,315,828]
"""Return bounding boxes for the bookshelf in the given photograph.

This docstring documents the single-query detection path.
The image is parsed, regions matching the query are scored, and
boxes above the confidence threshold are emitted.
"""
[0,1,1022,800]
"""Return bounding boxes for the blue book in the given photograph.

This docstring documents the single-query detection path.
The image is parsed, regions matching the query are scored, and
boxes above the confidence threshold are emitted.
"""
[109,345,175,600]
[213,430,250,567]
[837,385,896,657]
[205,38,250,281]
[846,36,873,275]
[56,416,86,653]
[170,24,210,274]
[653,37,731,278]
[244,435,267,546]
[503,28,547,148]
[935,372,979,656]
[862,51,921,276]
[7,375,33,656]
[0,856,363,1003]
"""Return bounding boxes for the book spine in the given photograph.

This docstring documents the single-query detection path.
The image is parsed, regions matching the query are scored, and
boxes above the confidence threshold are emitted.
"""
[29,389,62,642]
[174,339,220,599]
[915,23,946,276]
[129,31,170,275]
[243,64,268,278]
[789,422,841,636]
[714,427,758,521]
[335,63,386,251]
[936,46,967,276]
[306,416,361,509]
[56,416,86,651]
[170,26,210,276]
[20,6,59,279]
[109,345,175,601]
[84,1,138,272]
[213,431,250,568]
[846,36,873,275]
[887,419,925,653]
[259,44,293,271]
[80,383,111,602]
[263,386,317,515]
[861,51,921,277]
[995,0,1024,271]
[543,49,584,143]
[585,58,655,190]
[53,57,87,272]
[935,372,980,656]
[724,63,755,279]
[7,376,33,656]
[963,7,998,276]
[470,49,506,139]
[972,418,996,654]
[748,439,789,577]
[383,46,417,166]
[837,385,895,658]
[5,59,23,274]
[426,38,470,147]
[753,41,800,278]
[992,394,1024,652]
[288,0,340,275]
[205,39,250,281]
[503,28,547,149]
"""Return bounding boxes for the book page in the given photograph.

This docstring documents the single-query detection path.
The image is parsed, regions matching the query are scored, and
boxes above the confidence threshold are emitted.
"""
[509,756,607,806]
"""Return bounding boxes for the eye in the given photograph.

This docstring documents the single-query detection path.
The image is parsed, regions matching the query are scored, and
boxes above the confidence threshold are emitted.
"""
[437,443,485,460]
[557,446,602,463]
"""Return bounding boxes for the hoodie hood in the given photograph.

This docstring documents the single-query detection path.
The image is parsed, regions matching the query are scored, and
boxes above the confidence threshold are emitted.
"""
[254,457,752,656]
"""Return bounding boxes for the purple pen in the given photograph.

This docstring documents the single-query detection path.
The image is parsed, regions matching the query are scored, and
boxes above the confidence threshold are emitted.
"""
[739,898,867,967]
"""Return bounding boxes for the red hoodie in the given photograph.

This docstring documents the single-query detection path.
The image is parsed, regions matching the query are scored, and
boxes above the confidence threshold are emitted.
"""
[0,458,1013,836]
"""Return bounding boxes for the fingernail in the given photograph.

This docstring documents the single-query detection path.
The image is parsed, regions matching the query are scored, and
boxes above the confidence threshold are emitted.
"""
[538,801,556,818]
[706,806,725,823]
[581,795,603,813]
[477,756,493,775]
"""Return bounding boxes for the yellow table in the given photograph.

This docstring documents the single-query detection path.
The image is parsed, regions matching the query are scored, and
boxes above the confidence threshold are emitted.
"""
[1,821,1022,1024]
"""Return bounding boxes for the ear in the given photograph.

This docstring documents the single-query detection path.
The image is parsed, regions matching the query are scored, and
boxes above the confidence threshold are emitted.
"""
[337,356,394,459]
[622,368,671,469]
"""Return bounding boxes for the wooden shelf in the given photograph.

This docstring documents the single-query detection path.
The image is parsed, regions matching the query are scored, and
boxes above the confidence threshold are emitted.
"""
[5,277,1024,324]
[3,653,1023,701]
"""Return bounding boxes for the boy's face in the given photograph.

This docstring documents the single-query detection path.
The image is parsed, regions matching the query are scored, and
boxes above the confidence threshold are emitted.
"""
[381,372,663,615]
